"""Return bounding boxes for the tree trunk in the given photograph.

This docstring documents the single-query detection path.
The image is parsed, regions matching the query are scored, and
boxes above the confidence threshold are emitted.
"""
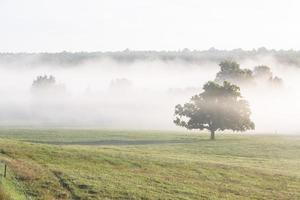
[210,130,215,140]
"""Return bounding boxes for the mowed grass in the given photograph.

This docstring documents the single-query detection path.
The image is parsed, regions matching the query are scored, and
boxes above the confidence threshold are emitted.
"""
[0,129,299,199]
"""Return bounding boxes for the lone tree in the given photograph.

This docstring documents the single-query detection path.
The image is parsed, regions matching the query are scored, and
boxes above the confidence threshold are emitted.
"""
[174,81,255,140]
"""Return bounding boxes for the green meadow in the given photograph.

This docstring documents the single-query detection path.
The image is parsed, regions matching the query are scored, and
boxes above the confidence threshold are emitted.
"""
[0,129,299,199]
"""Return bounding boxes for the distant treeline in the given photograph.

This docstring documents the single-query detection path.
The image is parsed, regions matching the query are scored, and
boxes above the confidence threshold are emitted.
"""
[1,47,300,67]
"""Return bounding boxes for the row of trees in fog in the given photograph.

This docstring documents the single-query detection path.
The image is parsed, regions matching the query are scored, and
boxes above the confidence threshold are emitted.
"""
[31,75,133,95]
[31,60,282,97]
[173,60,283,140]
[2,48,300,67]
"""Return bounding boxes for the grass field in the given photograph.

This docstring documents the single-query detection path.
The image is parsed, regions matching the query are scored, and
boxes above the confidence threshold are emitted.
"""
[0,129,299,199]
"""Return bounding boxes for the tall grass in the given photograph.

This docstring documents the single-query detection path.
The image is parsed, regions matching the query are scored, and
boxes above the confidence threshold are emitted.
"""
[0,186,12,200]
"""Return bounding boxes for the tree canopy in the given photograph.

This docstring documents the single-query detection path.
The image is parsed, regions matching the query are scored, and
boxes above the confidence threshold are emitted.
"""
[253,65,283,87]
[253,65,273,79]
[32,75,56,89]
[174,81,255,139]
[215,60,283,87]
[215,60,253,85]
[31,75,65,96]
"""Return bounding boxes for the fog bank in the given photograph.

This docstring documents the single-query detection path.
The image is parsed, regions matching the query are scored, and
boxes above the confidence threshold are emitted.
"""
[0,55,299,133]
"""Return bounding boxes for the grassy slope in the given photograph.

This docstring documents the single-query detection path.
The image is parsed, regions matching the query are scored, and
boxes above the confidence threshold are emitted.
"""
[0,129,299,199]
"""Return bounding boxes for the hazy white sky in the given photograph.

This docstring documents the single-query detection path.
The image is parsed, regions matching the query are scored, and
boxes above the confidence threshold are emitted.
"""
[0,0,299,52]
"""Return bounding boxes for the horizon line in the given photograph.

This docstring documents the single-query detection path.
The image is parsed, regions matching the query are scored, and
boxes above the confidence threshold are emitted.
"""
[1,47,300,54]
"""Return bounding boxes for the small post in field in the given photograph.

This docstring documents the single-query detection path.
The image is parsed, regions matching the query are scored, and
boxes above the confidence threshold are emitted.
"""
[3,163,6,178]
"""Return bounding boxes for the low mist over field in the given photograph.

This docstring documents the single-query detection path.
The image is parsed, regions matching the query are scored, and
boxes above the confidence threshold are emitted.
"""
[0,50,299,133]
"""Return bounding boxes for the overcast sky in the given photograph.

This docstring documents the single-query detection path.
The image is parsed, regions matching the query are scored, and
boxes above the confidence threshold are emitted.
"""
[0,0,299,52]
